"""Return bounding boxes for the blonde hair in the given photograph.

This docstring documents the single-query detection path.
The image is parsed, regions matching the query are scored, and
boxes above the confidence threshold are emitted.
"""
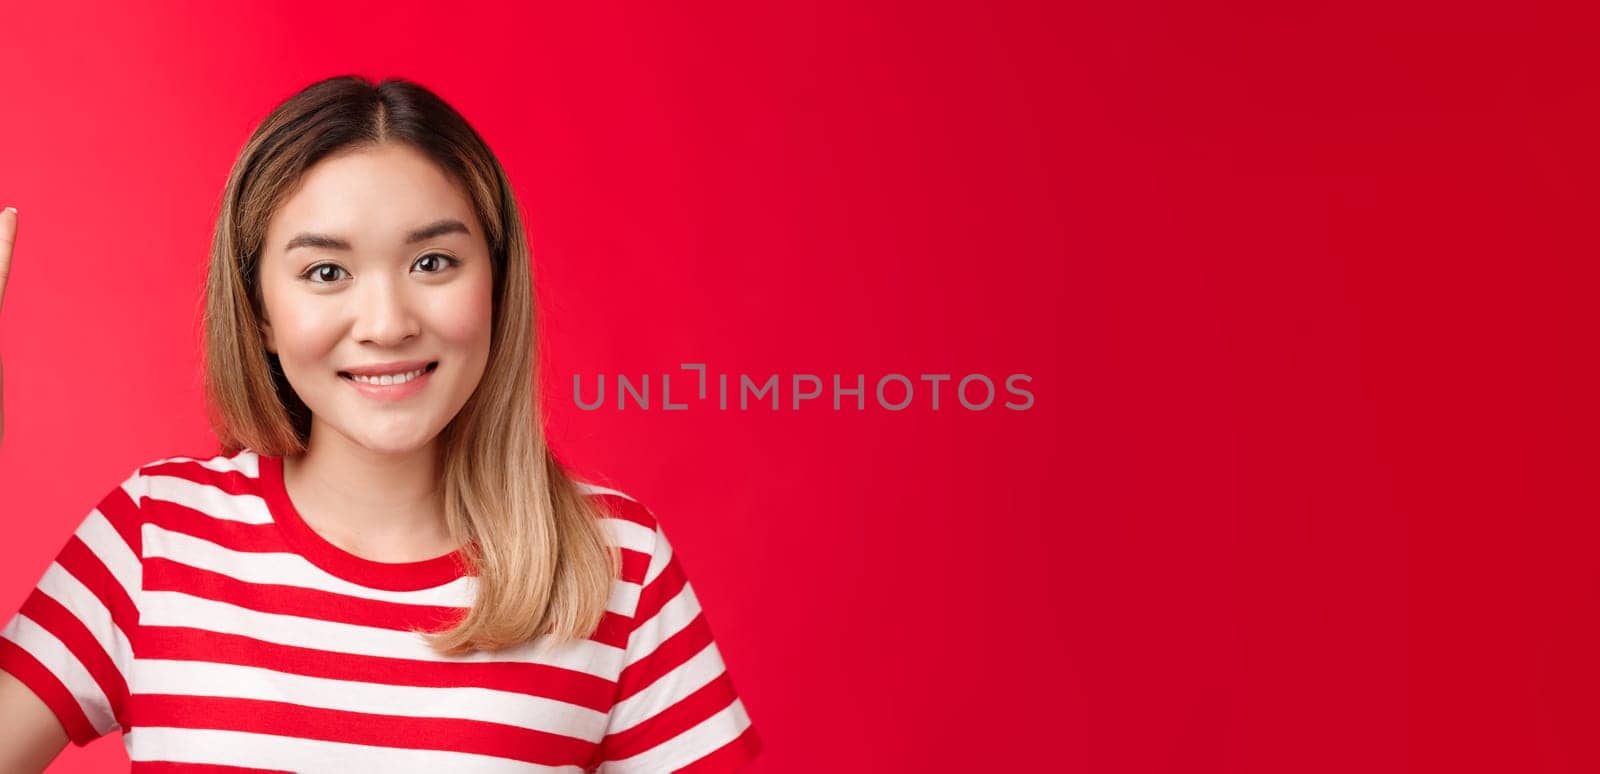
[201,75,620,655]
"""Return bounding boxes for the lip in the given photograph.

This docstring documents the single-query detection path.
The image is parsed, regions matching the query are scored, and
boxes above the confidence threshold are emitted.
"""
[340,360,436,377]
[340,361,438,402]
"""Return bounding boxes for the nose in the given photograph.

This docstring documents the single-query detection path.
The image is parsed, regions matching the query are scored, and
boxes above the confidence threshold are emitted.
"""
[350,273,421,346]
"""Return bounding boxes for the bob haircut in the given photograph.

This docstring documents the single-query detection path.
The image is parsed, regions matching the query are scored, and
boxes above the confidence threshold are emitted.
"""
[201,74,620,655]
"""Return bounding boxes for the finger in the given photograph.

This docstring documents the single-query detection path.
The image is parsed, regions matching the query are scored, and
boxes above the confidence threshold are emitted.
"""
[0,206,15,313]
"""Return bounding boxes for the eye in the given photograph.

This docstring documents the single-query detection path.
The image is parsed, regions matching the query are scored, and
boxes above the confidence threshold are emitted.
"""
[301,263,349,284]
[414,252,461,274]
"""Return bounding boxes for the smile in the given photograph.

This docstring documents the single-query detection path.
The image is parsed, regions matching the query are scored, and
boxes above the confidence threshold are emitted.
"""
[345,366,429,385]
[338,362,439,400]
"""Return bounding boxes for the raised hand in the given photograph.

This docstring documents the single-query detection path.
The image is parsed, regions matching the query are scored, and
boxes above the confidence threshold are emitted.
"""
[0,206,15,448]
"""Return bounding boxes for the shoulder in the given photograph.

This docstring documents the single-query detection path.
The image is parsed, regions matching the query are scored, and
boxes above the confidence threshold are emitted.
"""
[66,449,261,560]
[133,447,262,480]
[573,480,666,562]
[575,480,652,523]
[124,447,266,507]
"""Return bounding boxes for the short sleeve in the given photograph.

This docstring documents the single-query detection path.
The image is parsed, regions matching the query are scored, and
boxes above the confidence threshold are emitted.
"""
[0,465,146,746]
[594,505,763,773]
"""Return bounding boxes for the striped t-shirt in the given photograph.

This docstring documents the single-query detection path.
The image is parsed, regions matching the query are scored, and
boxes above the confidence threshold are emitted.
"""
[0,449,762,772]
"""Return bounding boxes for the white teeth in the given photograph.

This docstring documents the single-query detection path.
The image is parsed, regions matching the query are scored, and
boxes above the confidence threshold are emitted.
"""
[348,367,426,385]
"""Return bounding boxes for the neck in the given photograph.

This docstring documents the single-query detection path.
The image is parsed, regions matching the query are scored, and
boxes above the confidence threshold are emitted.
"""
[282,418,456,562]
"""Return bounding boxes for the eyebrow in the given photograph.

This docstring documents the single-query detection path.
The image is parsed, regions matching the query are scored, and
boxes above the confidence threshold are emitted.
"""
[284,219,471,253]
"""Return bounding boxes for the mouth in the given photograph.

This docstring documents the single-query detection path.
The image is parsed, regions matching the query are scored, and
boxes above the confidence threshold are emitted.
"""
[338,361,439,401]
[338,361,439,384]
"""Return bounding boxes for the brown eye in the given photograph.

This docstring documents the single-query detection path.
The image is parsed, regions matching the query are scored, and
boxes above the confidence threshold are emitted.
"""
[414,252,460,273]
[302,263,349,283]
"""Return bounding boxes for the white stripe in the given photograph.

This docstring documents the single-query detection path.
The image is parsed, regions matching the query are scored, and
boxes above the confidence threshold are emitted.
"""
[625,579,701,668]
[75,509,142,603]
[603,567,641,621]
[131,659,608,738]
[233,449,261,478]
[608,574,641,619]
[575,481,635,501]
[601,696,753,773]
[144,449,260,479]
[141,523,477,607]
[0,613,118,736]
[139,591,627,676]
[34,562,133,678]
[603,518,656,556]
[137,524,640,620]
[125,726,581,773]
[118,474,145,505]
[141,522,640,617]
[642,527,674,588]
[610,638,728,734]
[144,474,274,525]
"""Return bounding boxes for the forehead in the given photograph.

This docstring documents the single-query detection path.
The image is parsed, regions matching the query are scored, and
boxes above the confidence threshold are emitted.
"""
[267,143,477,244]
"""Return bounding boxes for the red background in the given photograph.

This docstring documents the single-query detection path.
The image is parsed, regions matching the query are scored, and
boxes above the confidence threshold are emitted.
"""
[0,1,1596,772]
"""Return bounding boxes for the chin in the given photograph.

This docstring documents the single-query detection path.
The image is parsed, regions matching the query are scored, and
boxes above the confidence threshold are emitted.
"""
[345,425,442,456]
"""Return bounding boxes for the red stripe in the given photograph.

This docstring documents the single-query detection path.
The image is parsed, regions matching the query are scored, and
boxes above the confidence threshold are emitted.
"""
[589,606,632,650]
[0,637,99,746]
[601,671,744,763]
[143,558,463,633]
[676,722,764,774]
[617,613,716,705]
[55,535,139,636]
[137,627,620,711]
[96,479,144,560]
[18,588,128,726]
[595,494,656,531]
[588,493,655,585]
[619,545,651,586]
[140,557,634,649]
[632,551,690,631]
[132,763,293,774]
[145,500,289,554]
[146,460,657,556]
[143,459,260,498]
[126,694,596,767]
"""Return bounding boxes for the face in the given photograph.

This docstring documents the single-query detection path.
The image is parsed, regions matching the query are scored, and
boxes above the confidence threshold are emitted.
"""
[257,142,495,456]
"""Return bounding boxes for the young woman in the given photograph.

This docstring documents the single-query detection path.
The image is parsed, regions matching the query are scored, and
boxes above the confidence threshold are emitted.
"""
[0,76,761,773]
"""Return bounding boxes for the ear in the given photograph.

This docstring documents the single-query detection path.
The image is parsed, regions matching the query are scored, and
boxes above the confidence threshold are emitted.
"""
[260,318,277,354]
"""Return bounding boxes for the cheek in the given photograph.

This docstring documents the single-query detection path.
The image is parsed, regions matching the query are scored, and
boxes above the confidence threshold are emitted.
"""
[269,305,344,364]
[432,276,495,351]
